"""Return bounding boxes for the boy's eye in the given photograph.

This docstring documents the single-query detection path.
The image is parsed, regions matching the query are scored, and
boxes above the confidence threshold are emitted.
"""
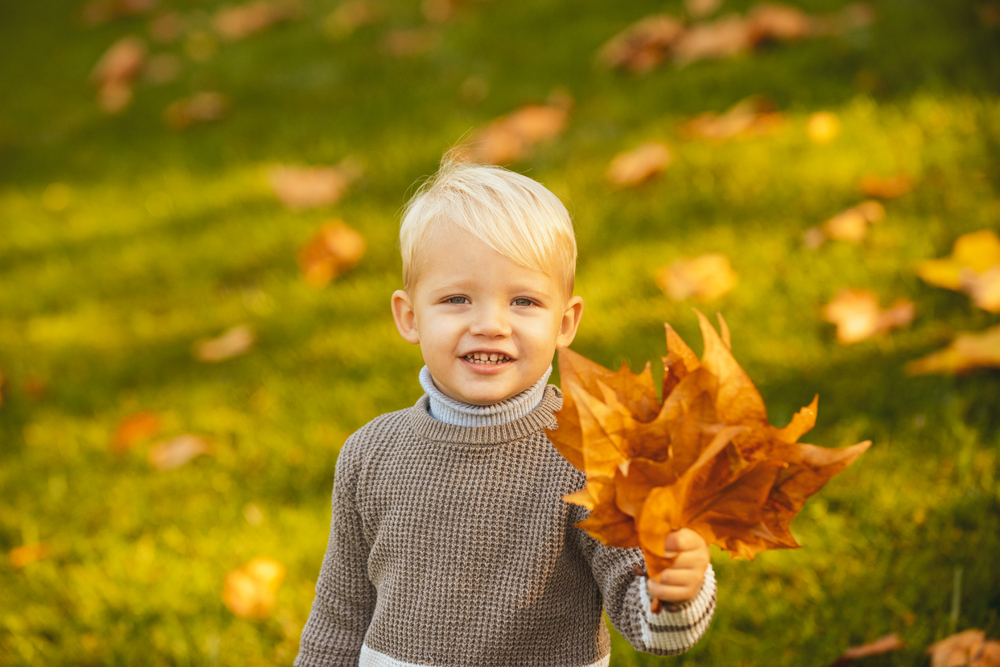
[512,298,534,307]
[446,296,469,304]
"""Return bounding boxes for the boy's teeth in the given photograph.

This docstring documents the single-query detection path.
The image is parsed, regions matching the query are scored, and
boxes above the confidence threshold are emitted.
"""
[465,352,511,364]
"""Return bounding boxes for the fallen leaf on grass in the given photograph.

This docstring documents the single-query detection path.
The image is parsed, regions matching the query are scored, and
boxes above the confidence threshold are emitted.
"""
[606,143,672,187]
[82,0,157,26]
[807,111,840,144]
[194,325,255,362]
[545,312,871,609]
[673,13,754,64]
[656,253,738,301]
[680,96,784,141]
[223,556,286,618]
[323,0,383,38]
[9,543,49,569]
[164,92,228,129]
[113,411,160,453]
[906,324,1000,376]
[804,200,885,246]
[596,15,685,73]
[748,2,814,42]
[916,230,1000,313]
[823,289,914,344]
[90,36,147,113]
[298,220,366,286]
[686,0,722,19]
[829,633,905,665]
[148,434,211,470]
[267,160,361,209]
[460,100,570,164]
[927,630,1000,667]
[379,28,441,57]
[214,0,301,41]
[859,173,912,198]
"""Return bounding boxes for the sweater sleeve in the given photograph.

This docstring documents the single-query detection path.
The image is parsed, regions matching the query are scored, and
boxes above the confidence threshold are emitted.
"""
[572,511,716,656]
[295,436,376,667]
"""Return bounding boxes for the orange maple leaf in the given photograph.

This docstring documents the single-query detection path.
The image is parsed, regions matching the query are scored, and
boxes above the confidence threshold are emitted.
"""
[546,312,870,600]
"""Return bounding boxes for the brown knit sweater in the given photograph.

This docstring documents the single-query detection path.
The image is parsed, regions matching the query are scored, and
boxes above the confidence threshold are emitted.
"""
[295,386,715,667]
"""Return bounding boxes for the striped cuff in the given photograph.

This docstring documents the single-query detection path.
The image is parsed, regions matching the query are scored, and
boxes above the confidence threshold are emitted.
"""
[638,563,716,655]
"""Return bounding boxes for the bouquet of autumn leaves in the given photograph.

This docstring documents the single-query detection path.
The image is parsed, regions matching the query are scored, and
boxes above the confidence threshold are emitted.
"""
[546,312,870,611]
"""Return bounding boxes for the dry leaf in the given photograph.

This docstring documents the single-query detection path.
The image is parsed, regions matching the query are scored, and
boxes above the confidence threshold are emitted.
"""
[596,15,685,73]
[546,312,871,605]
[859,173,912,198]
[223,556,286,618]
[267,161,361,209]
[324,0,383,38]
[674,13,754,65]
[807,111,840,144]
[606,143,672,187]
[90,36,147,113]
[194,324,255,362]
[379,28,441,57]
[820,200,885,243]
[656,253,738,301]
[148,434,211,470]
[830,633,905,664]
[82,0,157,26]
[298,220,366,286]
[164,92,228,129]
[927,630,996,667]
[906,324,1000,376]
[461,102,569,164]
[686,0,722,19]
[214,0,301,41]
[747,3,815,43]
[822,289,914,344]
[9,543,49,569]
[681,96,785,141]
[916,230,1000,312]
[113,411,160,453]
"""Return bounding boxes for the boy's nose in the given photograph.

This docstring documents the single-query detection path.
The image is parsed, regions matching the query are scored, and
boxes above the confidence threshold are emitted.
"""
[469,304,511,337]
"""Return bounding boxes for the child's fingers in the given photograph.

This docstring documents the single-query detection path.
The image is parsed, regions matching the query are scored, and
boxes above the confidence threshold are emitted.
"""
[647,578,700,603]
[658,550,708,580]
[663,528,707,555]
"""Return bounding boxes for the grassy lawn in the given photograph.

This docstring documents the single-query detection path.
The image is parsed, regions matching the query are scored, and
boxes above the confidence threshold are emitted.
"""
[1,0,999,664]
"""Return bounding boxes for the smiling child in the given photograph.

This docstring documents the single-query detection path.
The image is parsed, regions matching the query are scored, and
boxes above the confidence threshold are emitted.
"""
[295,160,716,667]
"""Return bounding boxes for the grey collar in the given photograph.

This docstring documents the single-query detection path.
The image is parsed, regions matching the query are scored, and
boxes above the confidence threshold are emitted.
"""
[418,365,553,427]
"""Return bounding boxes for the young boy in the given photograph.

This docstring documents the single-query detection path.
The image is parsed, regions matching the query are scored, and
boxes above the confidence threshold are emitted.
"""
[295,161,715,667]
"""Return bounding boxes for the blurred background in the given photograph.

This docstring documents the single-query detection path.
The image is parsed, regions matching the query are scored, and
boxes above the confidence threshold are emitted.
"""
[1,0,999,664]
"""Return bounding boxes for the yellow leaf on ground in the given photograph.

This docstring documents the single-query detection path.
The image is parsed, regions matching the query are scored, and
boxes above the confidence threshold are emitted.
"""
[10,543,49,569]
[820,200,885,243]
[906,324,1000,376]
[822,289,914,344]
[113,411,160,453]
[606,143,672,187]
[148,434,211,470]
[806,111,840,144]
[916,230,1000,311]
[223,556,286,618]
[656,253,738,301]
[298,220,366,286]
[194,325,255,362]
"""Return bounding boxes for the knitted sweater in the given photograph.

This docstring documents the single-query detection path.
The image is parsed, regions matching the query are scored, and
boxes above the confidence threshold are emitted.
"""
[295,385,716,667]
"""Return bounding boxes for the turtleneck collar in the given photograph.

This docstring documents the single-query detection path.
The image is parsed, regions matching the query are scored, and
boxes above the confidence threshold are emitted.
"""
[418,365,553,427]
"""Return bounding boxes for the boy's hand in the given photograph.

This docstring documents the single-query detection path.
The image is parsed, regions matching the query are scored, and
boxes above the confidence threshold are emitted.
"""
[646,528,710,604]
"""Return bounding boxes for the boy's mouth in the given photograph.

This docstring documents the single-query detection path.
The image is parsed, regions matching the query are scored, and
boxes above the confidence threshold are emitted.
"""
[463,352,513,365]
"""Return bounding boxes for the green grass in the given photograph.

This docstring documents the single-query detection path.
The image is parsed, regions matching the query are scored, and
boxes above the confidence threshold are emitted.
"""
[2,0,999,664]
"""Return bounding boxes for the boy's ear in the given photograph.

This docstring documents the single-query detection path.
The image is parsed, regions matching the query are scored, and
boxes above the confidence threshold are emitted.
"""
[556,295,585,349]
[391,290,421,344]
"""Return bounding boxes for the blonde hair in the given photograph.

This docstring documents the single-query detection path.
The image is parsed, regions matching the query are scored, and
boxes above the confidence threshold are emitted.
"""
[400,160,577,294]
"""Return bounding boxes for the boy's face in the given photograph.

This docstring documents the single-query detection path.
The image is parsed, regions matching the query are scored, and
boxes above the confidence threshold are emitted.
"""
[391,222,584,406]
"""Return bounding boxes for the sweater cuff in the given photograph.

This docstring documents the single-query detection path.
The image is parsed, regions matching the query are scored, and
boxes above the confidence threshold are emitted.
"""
[637,564,716,654]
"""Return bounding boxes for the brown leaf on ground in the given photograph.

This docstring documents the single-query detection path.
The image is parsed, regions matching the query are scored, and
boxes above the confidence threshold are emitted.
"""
[223,557,286,618]
[298,220,366,286]
[546,312,870,596]
[596,15,685,73]
[9,543,50,569]
[808,200,885,245]
[324,0,383,38]
[927,630,994,667]
[830,633,905,664]
[379,28,441,57]
[747,3,815,42]
[673,13,754,65]
[113,411,160,453]
[194,325,255,362]
[164,92,228,129]
[906,324,1000,376]
[606,143,672,187]
[214,0,301,41]
[90,36,147,113]
[656,253,738,301]
[807,111,841,144]
[686,0,722,19]
[461,102,569,164]
[82,0,157,26]
[267,161,361,209]
[917,230,1000,312]
[680,96,785,141]
[148,434,211,470]
[822,289,914,344]
[859,173,912,198]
